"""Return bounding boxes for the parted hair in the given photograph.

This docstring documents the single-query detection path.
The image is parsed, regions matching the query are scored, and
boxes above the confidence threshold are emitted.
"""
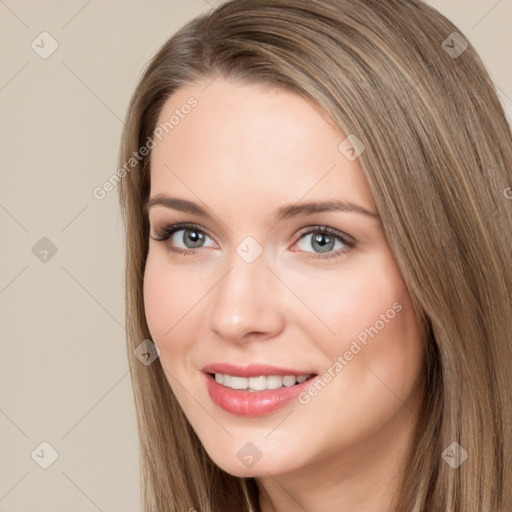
[117,1,512,510]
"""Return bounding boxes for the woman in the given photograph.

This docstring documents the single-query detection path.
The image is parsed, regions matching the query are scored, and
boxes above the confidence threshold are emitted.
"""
[117,0,512,510]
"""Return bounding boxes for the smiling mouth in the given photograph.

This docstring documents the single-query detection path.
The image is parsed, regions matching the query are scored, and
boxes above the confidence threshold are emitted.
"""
[207,372,317,392]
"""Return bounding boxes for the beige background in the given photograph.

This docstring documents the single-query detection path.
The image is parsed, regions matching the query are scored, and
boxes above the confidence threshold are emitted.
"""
[0,1,511,510]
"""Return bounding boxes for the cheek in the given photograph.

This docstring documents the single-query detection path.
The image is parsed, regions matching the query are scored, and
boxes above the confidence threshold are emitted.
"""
[296,256,402,345]
[142,254,202,349]
[143,260,168,340]
[303,254,423,383]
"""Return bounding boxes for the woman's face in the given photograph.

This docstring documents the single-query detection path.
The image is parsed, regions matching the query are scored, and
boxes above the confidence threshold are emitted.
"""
[143,78,425,479]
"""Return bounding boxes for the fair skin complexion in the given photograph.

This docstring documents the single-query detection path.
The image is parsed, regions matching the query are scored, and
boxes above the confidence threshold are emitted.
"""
[143,78,425,512]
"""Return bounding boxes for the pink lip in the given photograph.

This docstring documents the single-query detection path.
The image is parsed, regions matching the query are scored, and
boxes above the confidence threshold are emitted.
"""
[201,362,316,377]
[203,372,319,417]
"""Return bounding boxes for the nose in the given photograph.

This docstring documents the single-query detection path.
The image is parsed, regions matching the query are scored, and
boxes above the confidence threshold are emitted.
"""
[207,251,285,344]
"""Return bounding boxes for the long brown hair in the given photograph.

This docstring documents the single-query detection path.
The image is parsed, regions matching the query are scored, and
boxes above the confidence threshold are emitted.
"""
[117,1,512,510]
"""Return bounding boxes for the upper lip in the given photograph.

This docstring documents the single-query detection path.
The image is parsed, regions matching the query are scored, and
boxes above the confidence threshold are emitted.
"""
[201,363,317,377]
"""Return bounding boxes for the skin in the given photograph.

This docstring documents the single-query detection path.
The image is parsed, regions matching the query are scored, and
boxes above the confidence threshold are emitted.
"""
[143,78,426,512]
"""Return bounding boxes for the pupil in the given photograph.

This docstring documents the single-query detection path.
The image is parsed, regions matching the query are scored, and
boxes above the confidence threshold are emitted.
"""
[313,233,334,253]
[184,229,204,248]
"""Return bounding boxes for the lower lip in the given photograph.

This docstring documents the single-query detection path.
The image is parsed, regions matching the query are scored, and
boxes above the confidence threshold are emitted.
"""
[204,373,318,416]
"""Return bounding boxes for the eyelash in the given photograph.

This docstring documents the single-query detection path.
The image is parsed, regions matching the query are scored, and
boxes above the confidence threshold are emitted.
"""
[150,222,357,260]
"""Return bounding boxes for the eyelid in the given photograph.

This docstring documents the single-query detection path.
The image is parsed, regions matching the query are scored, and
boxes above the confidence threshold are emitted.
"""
[150,222,357,259]
[151,222,217,244]
[294,225,357,247]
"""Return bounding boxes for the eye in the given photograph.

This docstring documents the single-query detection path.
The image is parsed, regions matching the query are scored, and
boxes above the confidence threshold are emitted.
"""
[292,226,356,260]
[150,223,215,255]
[150,223,357,260]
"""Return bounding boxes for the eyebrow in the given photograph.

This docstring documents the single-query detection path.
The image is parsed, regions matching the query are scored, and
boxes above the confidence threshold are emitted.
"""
[143,194,379,223]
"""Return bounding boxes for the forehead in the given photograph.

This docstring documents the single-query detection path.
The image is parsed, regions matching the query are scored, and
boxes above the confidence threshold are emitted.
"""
[149,79,375,216]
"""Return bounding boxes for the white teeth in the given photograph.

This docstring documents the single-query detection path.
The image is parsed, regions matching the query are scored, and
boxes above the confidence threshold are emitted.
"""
[282,375,296,387]
[266,375,283,389]
[248,376,267,391]
[213,373,313,391]
[230,376,248,389]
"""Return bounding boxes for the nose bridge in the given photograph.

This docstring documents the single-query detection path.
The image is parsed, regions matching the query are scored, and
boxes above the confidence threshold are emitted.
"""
[208,244,283,342]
